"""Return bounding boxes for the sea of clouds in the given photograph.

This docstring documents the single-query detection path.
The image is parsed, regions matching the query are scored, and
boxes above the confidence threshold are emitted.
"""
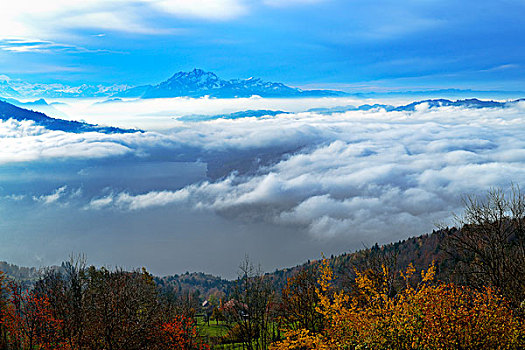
[1,99,524,276]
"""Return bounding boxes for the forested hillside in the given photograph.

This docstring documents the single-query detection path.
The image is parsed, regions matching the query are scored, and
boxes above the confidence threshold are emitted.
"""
[263,228,456,293]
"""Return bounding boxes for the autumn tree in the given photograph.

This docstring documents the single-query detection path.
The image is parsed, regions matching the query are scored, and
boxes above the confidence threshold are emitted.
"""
[33,255,88,349]
[26,261,210,350]
[279,266,323,335]
[229,257,275,350]
[1,281,67,350]
[0,272,9,348]
[80,266,161,350]
[272,259,525,349]
[153,315,209,350]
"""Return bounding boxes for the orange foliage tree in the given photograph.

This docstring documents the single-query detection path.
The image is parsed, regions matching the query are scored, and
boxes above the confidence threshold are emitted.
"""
[153,315,210,350]
[272,259,524,350]
[1,282,68,350]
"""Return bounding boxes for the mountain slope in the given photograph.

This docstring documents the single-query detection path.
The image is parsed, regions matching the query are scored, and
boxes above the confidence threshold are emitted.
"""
[0,99,136,134]
[3,98,69,118]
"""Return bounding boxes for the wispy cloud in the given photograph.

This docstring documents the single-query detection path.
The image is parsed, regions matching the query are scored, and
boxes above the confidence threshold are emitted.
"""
[0,0,249,42]
[479,64,520,73]
[33,186,68,204]
[148,0,249,21]
[0,39,111,54]
[87,190,190,211]
[263,0,326,7]
[32,186,83,205]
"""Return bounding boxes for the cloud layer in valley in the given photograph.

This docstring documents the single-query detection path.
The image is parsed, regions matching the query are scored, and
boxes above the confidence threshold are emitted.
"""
[84,102,525,238]
[1,100,525,276]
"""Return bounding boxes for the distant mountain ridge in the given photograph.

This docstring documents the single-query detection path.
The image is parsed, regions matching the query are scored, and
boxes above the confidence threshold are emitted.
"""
[0,99,137,134]
[0,70,346,99]
[3,97,68,118]
[180,98,524,122]
[307,98,524,114]
[2,71,524,100]
[0,79,130,99]
[140,227,459,296]
[114,69,348,99]
[179,109,289,122]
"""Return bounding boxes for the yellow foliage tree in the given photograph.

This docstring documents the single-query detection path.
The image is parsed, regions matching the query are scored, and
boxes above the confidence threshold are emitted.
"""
[271,259,524,350]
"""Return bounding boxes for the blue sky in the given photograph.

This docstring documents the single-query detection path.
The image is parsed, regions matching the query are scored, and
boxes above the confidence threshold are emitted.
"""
[0,0,524,91]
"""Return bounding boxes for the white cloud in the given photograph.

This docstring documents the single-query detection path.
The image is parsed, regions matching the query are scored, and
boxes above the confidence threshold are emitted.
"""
[148,0,248,20]
[0,39,107,54]
[75,104,520,238]
[0,119,172,164]
[263,0,326,7]
[86,195,115,210]
[3,194,26,201]
[57,11,168,36]
[87,189,190,211]
[4,101,525,242]
[53,96,366,131]
[0,0,248,43]
[33,186,68,204]
[4,98,525,277]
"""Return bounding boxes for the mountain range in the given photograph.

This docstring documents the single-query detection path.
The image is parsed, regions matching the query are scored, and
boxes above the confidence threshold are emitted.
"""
[183,98,524,122]
[2,71,524,100]
[0,69,347,99]
[0,79,130,99]
[114,69,348,98]
[2,97,68,118]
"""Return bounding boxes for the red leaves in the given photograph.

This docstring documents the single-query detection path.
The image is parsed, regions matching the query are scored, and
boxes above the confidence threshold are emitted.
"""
[1,285,69,350]
[155,316,210,350]
[0,278,210,350]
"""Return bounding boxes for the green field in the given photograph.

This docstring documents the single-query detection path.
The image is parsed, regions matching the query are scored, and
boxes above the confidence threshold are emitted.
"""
[196,316,244,349]
[196,316,283,349]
